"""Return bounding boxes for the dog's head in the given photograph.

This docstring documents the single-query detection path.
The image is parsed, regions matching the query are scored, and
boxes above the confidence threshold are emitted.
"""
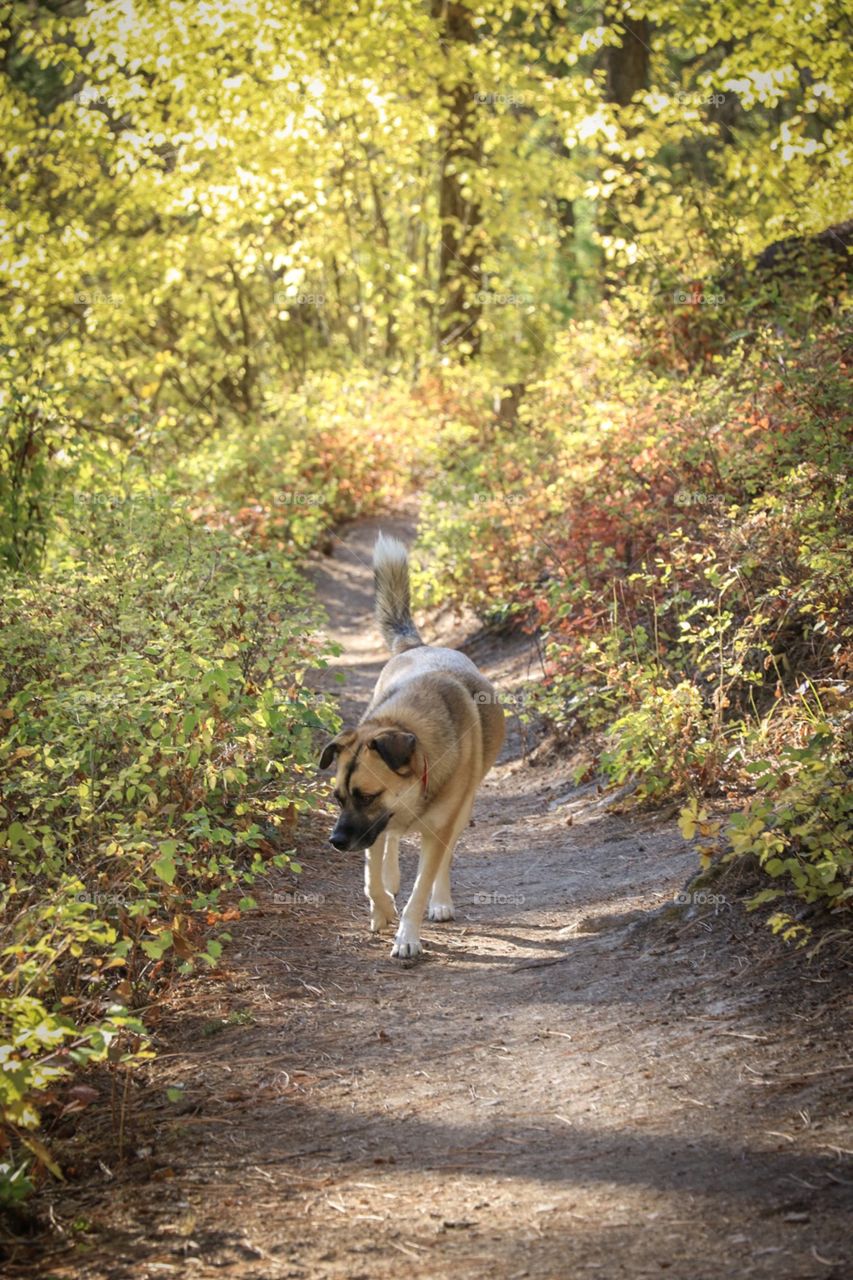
[319,727,421,851]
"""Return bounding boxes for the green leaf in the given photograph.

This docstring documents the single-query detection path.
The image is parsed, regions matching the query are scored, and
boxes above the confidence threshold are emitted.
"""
[152,847,177,885]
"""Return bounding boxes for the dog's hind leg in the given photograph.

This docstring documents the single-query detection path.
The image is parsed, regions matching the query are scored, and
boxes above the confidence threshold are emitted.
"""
[382,832,401,897]
[427,846,455,922]
[365,835,396,933]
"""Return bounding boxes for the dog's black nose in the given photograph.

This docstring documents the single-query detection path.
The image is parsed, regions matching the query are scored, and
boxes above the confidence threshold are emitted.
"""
[329,832,349,851]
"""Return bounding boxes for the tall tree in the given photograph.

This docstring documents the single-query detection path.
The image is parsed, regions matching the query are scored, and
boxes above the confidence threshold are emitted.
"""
[605,9,650,107]
[432,1,483,359]
[599,5,651,289]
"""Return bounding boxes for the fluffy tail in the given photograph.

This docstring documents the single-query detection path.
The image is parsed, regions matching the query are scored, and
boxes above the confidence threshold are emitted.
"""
[373,534,423,654]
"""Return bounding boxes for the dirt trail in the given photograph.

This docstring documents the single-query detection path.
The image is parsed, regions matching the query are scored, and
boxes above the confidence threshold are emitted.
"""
[24,516,852,1280]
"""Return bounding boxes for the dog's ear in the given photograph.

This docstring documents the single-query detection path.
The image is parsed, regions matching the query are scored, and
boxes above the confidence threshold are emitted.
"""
[368,730,417,773]
[319,730,355,770]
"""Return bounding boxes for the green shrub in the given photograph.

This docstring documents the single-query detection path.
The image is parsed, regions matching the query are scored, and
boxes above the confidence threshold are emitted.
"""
[725,727,853,942]
[0,491,339,1190]
[601,679,717,802]
[415,316,852,942]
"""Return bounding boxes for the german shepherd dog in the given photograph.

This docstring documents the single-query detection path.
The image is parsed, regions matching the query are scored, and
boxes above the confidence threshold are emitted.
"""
[320,535,505,958]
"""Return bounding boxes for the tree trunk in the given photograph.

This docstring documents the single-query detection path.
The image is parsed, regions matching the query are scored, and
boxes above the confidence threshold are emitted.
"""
[605,11,650,107]
[432,1,482,359]
[600,8,651,292]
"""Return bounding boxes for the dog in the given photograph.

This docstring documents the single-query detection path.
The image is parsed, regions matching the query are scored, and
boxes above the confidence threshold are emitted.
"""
[319,534,505,958]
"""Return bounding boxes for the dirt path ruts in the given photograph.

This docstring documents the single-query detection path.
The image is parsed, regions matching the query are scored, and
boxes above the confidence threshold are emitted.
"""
[23,515,853,1280]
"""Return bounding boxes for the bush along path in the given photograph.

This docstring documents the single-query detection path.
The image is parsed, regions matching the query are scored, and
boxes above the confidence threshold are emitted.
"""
[13,514,853,1280]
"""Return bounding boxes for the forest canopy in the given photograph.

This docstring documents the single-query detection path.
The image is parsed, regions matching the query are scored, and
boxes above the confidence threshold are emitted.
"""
[2,0,850,437]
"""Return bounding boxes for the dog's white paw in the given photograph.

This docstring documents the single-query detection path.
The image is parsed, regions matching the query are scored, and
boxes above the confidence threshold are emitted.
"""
[428,899,455,922]
[390,923,422,959]
[369,892,396,933]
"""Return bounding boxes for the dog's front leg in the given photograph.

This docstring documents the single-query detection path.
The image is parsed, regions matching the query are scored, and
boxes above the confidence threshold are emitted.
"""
[428,803,471,922]
[391,828,449,959]
[365,836,396,933]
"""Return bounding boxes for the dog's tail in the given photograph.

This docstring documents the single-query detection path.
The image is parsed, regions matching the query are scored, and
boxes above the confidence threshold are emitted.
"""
[373,534,423,654]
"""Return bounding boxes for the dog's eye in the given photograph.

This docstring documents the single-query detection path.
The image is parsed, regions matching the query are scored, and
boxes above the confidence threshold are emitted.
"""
[352,789,380,808]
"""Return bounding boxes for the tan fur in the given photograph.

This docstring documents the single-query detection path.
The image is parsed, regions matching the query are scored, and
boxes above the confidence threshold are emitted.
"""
[321,538,505,958]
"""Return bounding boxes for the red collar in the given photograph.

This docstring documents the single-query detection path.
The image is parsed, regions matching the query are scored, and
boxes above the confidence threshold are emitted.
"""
[420,753,429,794]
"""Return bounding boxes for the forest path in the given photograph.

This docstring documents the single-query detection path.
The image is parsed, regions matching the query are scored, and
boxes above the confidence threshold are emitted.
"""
[28,513,852,1280]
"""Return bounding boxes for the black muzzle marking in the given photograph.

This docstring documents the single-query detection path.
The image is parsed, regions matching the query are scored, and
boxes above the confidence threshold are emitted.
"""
[329,810,391,852]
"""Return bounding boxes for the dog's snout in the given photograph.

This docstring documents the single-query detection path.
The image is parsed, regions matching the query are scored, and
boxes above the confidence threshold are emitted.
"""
[329,811,390,852]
